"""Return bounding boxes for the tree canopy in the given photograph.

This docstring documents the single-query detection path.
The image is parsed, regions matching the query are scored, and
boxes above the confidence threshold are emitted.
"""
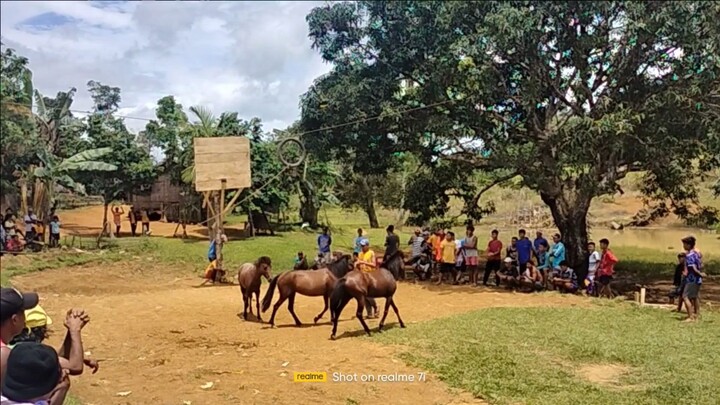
[302,1,720,264]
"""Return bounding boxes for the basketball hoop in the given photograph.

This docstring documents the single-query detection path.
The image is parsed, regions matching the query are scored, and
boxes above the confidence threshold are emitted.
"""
[277,137,306,168]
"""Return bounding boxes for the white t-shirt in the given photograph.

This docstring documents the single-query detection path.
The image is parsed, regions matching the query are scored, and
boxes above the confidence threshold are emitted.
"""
[23,214,37,232]
[1,395,47,405]
[588,251,601,276]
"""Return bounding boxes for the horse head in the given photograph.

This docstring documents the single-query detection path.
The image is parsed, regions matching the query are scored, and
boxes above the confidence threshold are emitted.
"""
[383,251,404,280]
[328,254,353,278]
[256,256,273,281]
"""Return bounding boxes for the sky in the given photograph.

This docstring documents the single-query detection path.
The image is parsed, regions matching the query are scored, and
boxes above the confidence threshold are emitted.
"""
[0,0,332,133]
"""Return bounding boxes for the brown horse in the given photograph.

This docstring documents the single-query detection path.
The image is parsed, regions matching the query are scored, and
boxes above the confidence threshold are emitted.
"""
[261,255,353,327]
[238,256,272,322]
[329,251,405,339]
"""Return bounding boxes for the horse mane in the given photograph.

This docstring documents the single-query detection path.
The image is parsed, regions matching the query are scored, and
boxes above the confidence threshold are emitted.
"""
[327,254,352,278]
[382,251,404,280]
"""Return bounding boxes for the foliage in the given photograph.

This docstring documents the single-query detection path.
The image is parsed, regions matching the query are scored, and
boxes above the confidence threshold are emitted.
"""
[304,1,720,265]
[0,46,40,203]
[79,81,157,205]
[33,88,87,157]
[34,147,117,195]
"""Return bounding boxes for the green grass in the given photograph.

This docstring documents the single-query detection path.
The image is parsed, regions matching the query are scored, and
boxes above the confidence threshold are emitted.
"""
[374,304,720,405]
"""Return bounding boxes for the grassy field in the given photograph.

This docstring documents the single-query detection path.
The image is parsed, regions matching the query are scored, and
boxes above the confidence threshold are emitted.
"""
[374,304,720,405]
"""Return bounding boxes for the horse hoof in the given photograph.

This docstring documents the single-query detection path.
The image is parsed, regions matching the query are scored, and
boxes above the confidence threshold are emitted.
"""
[295,323,303,327]
[400,323,406,328]
[313,317,320,324]
[330,334,336,340]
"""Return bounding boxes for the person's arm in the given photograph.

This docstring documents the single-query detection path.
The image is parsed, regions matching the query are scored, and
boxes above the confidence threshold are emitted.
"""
[48,370,71,405]
[328,236,332,246]
[0,345,10,387]
[58,310,88,375]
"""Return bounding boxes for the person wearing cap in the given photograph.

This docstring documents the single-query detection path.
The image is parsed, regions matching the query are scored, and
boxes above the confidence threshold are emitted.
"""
[8,306,99,376]
[0,342,70,405]
[681,236,705,322]
[354,239,378,318]
[497,257,519,288]
[0,288,39,387]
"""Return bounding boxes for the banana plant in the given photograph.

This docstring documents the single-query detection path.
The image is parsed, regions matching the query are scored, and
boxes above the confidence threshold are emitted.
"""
[31,147,117,215]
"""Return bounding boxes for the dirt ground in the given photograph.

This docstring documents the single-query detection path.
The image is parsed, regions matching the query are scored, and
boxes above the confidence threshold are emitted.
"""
[11,261,589,405]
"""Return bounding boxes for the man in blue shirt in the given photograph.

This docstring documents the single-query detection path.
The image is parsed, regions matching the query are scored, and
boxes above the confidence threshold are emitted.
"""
[516,229,533,274]
[533,230,547,259]
[549,233,566,271]
[681,236,705,322]
[317,227,332,265]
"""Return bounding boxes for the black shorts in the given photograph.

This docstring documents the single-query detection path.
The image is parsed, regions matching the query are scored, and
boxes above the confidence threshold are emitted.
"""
[485,259,501,272]
[440,263,455,273]
[598,275,613,285]
[683,283,700,299]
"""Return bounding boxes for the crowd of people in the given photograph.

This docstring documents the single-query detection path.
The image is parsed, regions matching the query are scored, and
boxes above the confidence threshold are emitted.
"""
[286,225,707,322]
[0,287,98,404]
[0,208,62,255]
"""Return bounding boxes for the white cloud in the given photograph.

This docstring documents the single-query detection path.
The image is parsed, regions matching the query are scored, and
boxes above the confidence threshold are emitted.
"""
[0,0,331,132]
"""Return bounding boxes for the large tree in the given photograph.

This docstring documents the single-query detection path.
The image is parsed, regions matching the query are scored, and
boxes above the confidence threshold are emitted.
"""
[80,81,157,237]
[304,1,720,266]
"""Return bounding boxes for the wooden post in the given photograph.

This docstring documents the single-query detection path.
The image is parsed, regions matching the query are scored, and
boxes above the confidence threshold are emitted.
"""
[639,288,646,306]
[217,179,226,271]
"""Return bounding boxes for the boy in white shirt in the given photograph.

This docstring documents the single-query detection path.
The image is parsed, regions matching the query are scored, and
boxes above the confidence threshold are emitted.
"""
[586,241,601,295]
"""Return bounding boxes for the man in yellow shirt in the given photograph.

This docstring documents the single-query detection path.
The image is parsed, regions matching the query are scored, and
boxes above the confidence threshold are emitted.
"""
[437,231,456,285]
[355,239,376,273]
[353,239,378,318]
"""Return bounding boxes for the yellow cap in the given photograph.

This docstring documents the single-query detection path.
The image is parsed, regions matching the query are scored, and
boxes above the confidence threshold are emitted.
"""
[24,305,52,329]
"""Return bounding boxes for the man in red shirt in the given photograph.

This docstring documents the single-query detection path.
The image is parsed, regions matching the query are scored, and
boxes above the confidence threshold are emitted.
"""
[597,238,618,298]
[482,229,503,287]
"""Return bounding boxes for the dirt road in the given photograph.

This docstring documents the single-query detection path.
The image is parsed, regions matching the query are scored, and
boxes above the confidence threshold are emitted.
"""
[12,261,588,405]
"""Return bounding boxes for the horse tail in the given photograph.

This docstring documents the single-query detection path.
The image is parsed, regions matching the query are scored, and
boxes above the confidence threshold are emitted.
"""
[330,278,351,322]
[261,274,280,313]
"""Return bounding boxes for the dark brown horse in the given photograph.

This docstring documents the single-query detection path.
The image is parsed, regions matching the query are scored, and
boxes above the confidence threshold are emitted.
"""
[329,251,405,339]
[261,255,353,327]
[238,256,272,322]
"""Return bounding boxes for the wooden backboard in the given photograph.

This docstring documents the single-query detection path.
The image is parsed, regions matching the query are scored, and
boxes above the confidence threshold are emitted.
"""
[194,136,251,192]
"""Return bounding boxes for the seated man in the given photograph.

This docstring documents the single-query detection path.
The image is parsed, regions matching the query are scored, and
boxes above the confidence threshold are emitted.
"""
[497,257,519,288]
[293,251,310,270]
[552,261,578,293]
[518,262,543,292]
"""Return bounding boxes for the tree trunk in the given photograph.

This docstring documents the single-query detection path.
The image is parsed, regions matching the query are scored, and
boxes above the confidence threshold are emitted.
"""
[540,189,591,280]
[360,177,380,228]
[300,198,319,227]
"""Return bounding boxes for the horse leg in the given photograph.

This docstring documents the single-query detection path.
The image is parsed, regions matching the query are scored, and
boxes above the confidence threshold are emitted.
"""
[288,293,303,326]
[255,290,263,323]
[389,297,405,328]
[377,297,392,332]
[241,286,249,320]
[269,290,288,327]
[314,293,329,324]
[355,297,372,336]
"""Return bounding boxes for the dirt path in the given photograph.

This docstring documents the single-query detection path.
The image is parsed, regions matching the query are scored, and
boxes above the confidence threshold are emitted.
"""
[12,262,588,405]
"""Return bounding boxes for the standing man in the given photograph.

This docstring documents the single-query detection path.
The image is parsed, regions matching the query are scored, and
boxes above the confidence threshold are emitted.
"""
[681,236,705,322]
[383,225,400,263]
[23,208,38,243]
[482,229,503,286]
[597,238,617,298]
[128,207,138,237]
[516,229,533,276]
[111,205,125,237]
[533,230,547,260]
[317,227,332,265]
[407,228,424,266]
[140,209,150,235]
[353,228,365,258]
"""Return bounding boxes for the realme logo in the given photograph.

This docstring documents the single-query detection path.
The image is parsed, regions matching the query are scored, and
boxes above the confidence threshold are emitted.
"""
[293,372,328,383]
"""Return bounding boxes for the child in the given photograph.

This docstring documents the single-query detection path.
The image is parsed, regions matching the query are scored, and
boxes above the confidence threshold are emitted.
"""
[436,231,456,285]
[553,261,578,294]
[669,253,686,310]
[49,215,61,248]
[586,241,601,296]
[454,237,466,284]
